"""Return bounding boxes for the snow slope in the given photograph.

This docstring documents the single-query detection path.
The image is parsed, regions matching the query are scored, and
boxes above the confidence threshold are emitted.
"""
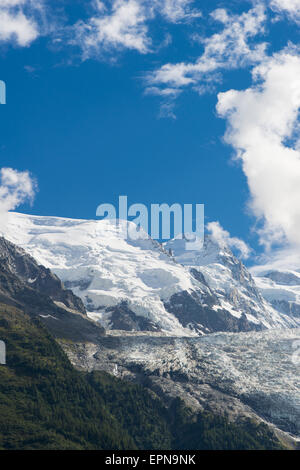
[1,212,297,335]
[252,269,300,321]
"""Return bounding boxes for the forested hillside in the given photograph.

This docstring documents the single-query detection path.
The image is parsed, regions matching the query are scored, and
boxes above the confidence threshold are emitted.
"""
[0,303,283,450]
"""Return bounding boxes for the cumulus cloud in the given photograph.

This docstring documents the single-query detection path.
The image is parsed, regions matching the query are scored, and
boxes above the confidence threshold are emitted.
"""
[217,47,300,265]
[0,167,37,216]
[0,0,45,46]
[207,221,251,259]
[145,4,267,93]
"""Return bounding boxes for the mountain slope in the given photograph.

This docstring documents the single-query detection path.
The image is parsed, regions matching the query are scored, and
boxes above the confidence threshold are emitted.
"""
[0,303,169,450]
[64,328,300,445]
[0,225,295,449]
[252,268,300,321]
[0,236,104,342]
[0,303,284,450]
[165,236,299,330]
[0,212,294,335]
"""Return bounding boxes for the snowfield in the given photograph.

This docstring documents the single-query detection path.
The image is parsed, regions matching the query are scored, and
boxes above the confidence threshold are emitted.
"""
[253,269,300,321]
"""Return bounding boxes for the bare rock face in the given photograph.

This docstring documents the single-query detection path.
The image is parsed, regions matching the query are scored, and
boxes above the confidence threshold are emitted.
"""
[0,236,105,341]
[164,290,261,334]
[0,236,86,314]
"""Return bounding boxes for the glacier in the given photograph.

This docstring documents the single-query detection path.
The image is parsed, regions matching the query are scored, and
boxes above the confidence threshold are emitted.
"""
[62,327,300,441]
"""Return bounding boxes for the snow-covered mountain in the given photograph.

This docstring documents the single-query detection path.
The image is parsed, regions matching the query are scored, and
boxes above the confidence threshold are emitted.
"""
[1,212,297,335]
[2,212,298,445]
[166,236,300,330]
[0,236,104,341]
[253,269,300,321]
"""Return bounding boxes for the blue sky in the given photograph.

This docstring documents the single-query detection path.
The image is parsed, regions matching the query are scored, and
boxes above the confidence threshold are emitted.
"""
[1,0,300,268]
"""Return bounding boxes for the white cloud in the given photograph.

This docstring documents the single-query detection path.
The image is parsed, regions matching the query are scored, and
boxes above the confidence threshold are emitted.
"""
[0,0,44,46]
[207,221,251,259]
[0,1,27,6]
[0,9,38,46]
[0,0,201,54]
[145,86,180,96]
[217,48,300,263]
[145,4,267,92]
[73,0,153,56]
[0,168,37,227]
[270,0,300,21]
[72,0,201,57]
[250,244,300,274]
[156,0,201,23]
[145,85,181,118]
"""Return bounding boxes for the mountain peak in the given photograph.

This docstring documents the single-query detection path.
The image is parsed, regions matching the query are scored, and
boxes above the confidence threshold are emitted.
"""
[165,233,235,267]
